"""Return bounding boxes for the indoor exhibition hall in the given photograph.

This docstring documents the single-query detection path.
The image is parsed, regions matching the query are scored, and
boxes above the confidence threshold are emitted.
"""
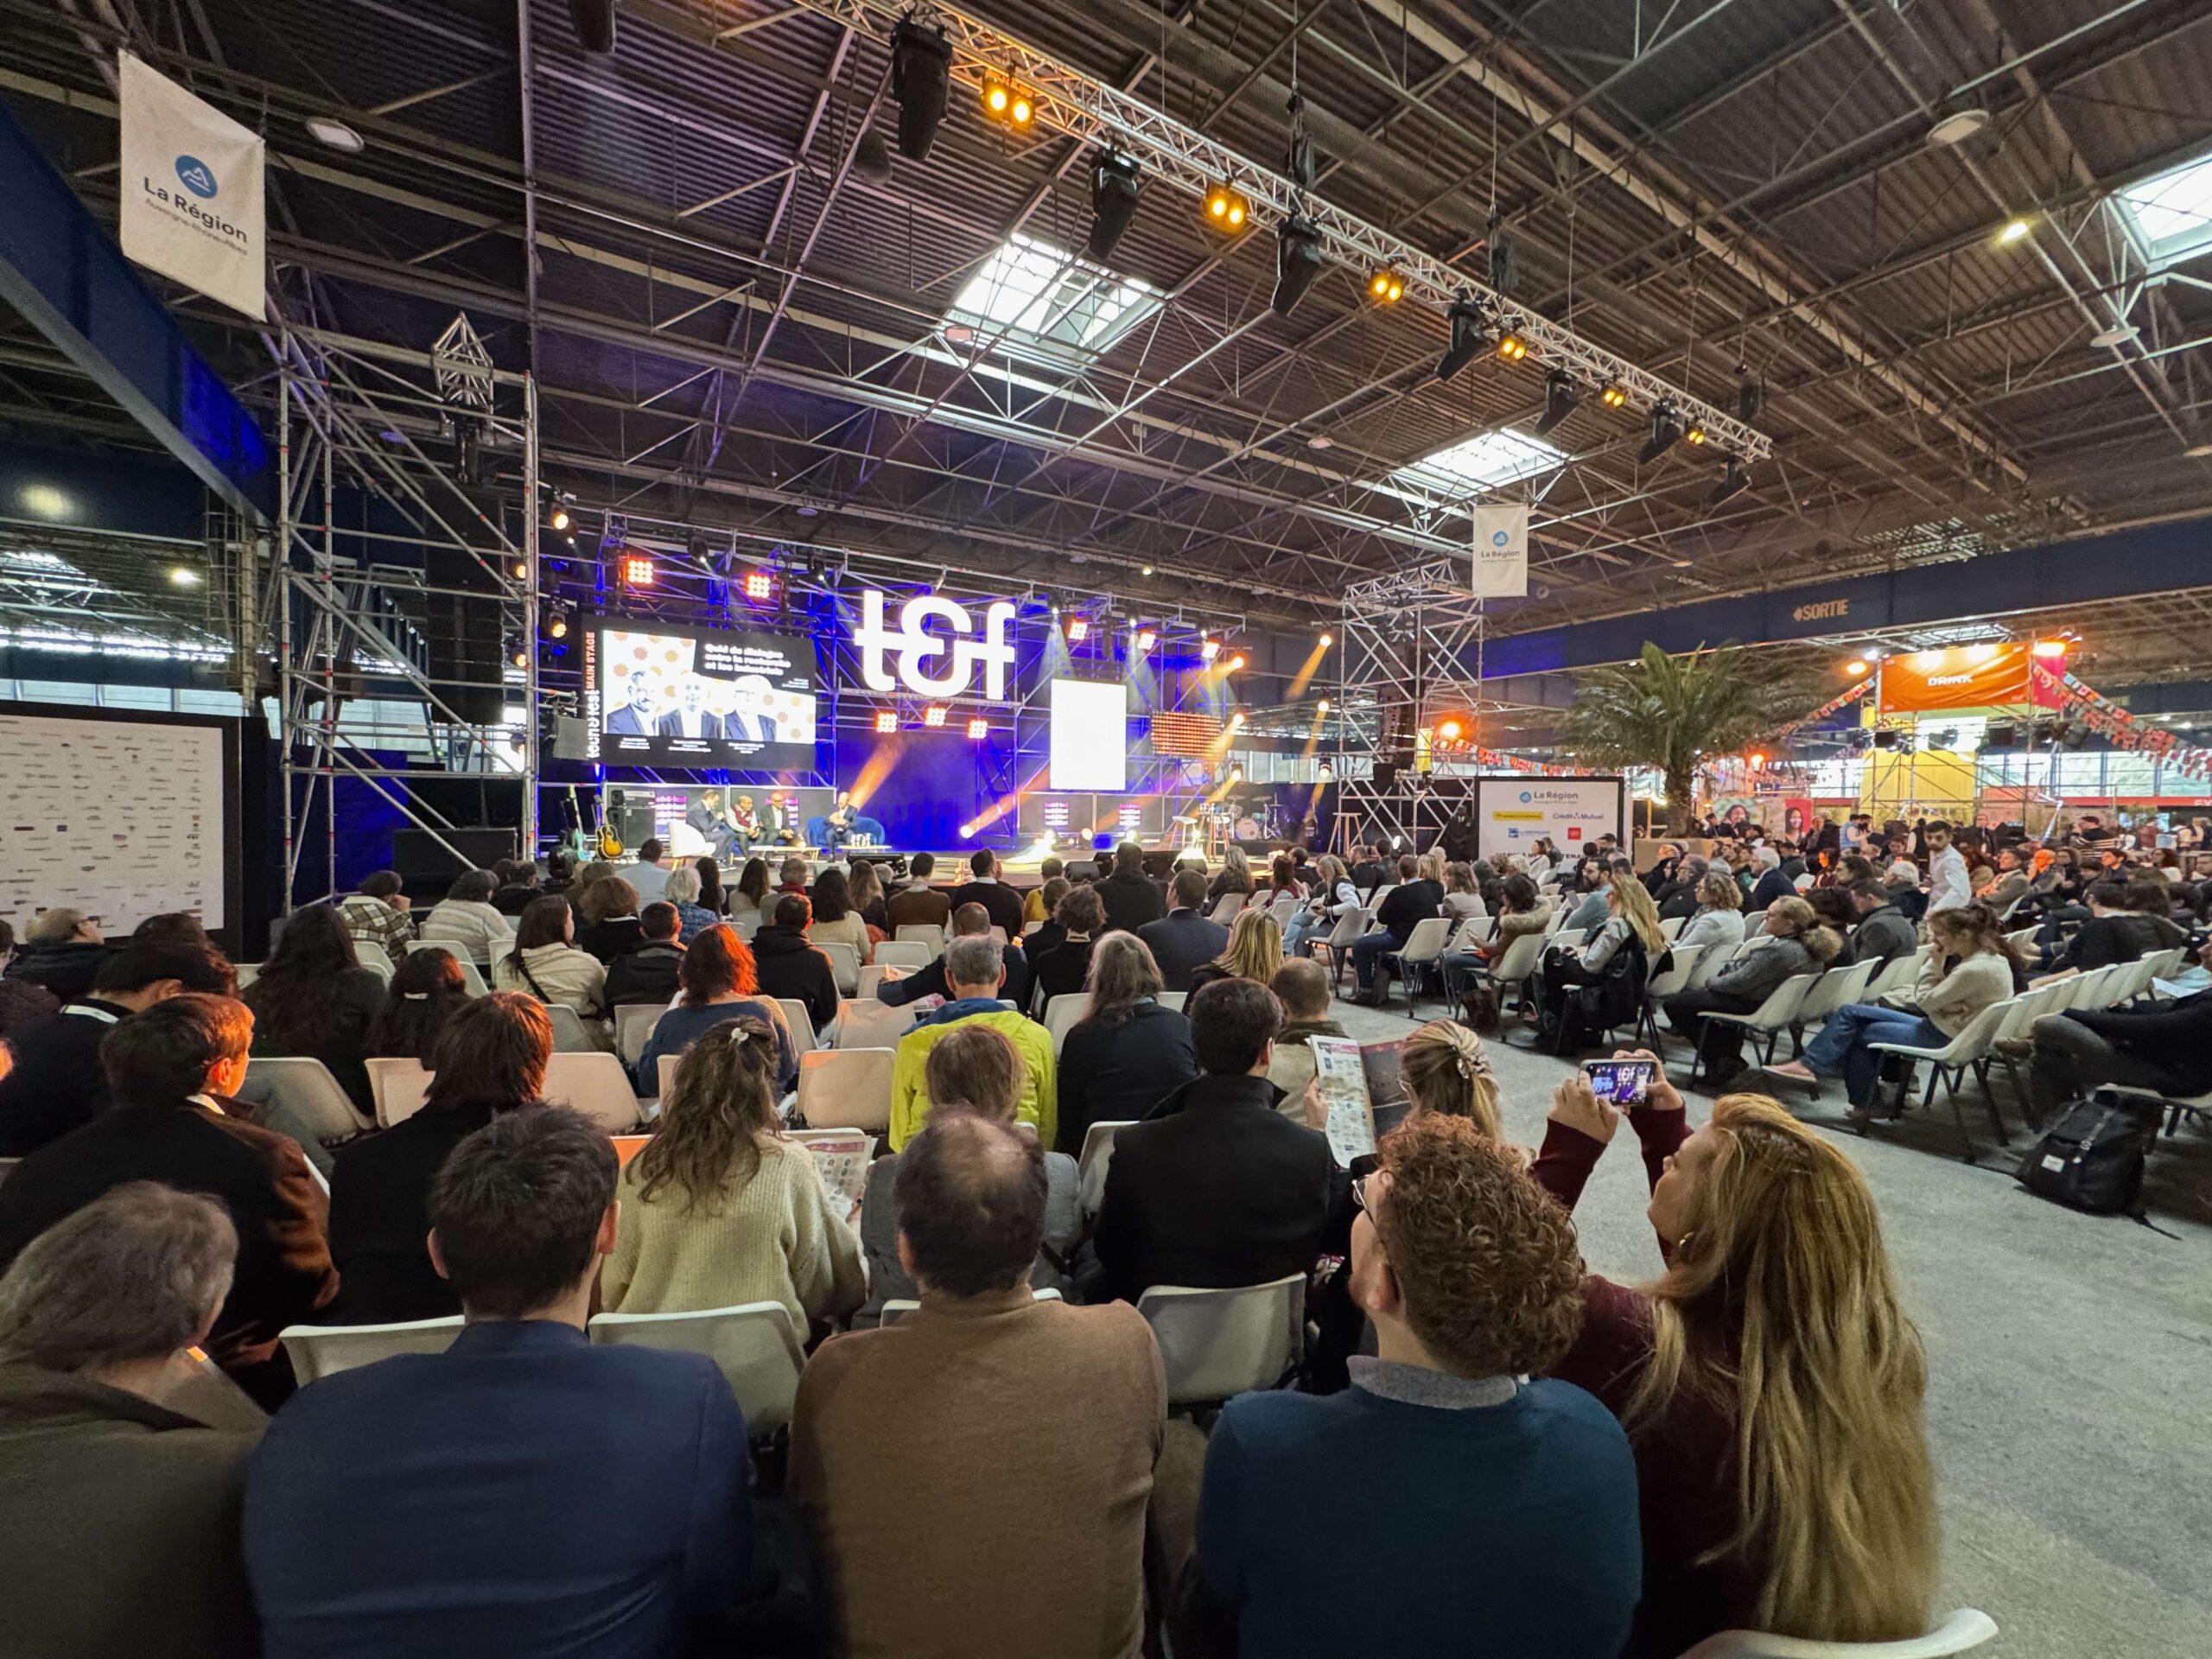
[1,1,2209,1656]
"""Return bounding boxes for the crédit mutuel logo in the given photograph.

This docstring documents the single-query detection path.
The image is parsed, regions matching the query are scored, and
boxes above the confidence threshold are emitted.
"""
[854,589,1017,701]
[143,152,249,242]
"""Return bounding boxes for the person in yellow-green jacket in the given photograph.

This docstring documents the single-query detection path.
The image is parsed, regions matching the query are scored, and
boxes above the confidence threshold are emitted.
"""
[889,935,1057,1149]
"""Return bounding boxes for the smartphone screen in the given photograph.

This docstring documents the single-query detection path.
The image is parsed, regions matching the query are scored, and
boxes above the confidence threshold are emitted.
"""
[1581,1058,1656,1107]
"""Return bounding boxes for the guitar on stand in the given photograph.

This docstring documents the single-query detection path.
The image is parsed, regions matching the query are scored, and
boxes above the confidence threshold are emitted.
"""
[569,785,622,860]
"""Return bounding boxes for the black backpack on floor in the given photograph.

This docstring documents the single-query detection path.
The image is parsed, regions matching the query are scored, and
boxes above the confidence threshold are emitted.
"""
[2014,1092,2157,1216]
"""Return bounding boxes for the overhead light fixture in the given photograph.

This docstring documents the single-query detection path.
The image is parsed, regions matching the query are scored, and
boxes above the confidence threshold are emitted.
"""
[1999,216,2032,244]
[617,550,657,590]
[1927,108,1990,147]
[2031,639,2070,658]
[1845,658,1870,677]
[1319,632,1333,647]
[1065,616,1090,643]
[1306,434,1333,450]
[924,705,949,728]
[303,115,365,154]
[854,128,893,183]
[1228,653,1247,671]
[889,19,953,161]
[1496,327,1529,362]
[1531,367,1580,437]
[1599,383,1628,410]
[512,557,531,580]
[167,566,201,588]
[511,642,530,668]
[1316,698,1331,714]
[568,0,617,54]
[1707,456,1751,506]
[1200,637,1221,662]
[980,73,1033,128]
[1686,422,1709,446]
[1134,628,1157,652]
[741,569,778,602]
[1367,268,1406,304]
[549,503,571,533]
[2089,322,2139,347]
[874,710,899,734]
[2187,440,2212,458]
[1435,299,1490,383]
[548,612,569,640]
[1140,565,1154,575]
[1437,718,1463,741]
[966,717,989,741]
[1229,712,1246,728]
[1638,401,1685,464]
[1088,152,1142,262]
[1272,214,1325,316]
[1204,182,1249,231]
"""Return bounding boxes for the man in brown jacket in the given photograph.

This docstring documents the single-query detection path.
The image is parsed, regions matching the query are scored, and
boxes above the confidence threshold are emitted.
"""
[791,1109,1166,1658]
[884,850,954,932]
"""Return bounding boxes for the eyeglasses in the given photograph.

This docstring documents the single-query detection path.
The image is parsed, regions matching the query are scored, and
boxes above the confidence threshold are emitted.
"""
[1351,1173,1374,1212]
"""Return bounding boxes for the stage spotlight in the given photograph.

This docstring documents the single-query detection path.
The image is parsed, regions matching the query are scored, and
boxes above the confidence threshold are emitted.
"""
[1748,751,1767,769]
[549,503,571,533]
[1204,182,1249,231]
[1316,698,1330,714]
[1999,216,2031,244]
[1200,638,1220,662]
[1140,565,1154,576]
[980,73,1033,128]
[510,642,530,668]
[1319,632,1332,647]
[1637,401,1684,464]
[1272,215,1325,316]
[512,558,530,580]
[958,823,975,838]
[1496,328,1529,363]
[1229,712,1245,728]
[1531,367,1580,437]
[617,550,657,590]
[568,0,616,54]
[1685,423,1708,446]
[889,19,952,162]
[1438,719,1462,741]
[874,710,899,734]
[1845,658,1870,677]
[742,569,778,603]
[1087,152,1142,262]
[1134,628,1157,652]
[1707,456,1750,506]
[1367,268,1406,304]
[1228,653,1246,671]
[1599,383,1628,410]
[1435,300,1489,383]
[2031,639,2069,658]
[168,565,201,588]
[1228,765,1243,782]
[924,705,948,728]
[1065,616,1090,644]
[548,612,569,640]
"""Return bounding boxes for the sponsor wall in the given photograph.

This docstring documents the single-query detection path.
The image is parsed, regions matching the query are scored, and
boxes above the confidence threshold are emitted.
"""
[1473,776,1628,862]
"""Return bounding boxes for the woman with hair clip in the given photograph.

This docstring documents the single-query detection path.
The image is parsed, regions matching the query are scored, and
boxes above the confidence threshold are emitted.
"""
[365,947,470,1064]
[1056,933,1197,1155]
[1396,1017,1504,1139]
[242,903,387,1117]
[490,894,608,1039]
[1533,1062,1936,1655]
[1186,909,1284,996]
[600,1019,863,1333]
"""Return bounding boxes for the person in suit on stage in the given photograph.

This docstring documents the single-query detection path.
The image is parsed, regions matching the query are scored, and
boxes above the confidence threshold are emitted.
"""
[686,789,737,861]
[721,677,780,745]
[656,676,723,741]
[763,794,804,847]
[824,791,858,851]
[604,670,658,736]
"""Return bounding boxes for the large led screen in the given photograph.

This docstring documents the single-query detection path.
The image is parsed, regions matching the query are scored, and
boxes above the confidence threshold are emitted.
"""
[584,616,817,771]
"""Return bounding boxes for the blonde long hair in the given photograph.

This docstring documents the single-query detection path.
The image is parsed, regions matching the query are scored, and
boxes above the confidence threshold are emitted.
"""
[1632,1093,1936,1641]
[1399,1020,1502,1139]
[1210,909,1282,982]
[1609,872,1668,957]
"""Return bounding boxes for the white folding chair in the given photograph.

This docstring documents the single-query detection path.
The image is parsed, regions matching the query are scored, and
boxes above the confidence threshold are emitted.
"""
[1690,973,1819,1089]
[1137,1275,1306,1408]
[543,1004,598,1053]
[728,912,759,944]
[233,963,262,988]
[1452,929,1546,1015]
[871,941,932,971]
[895,923,947,954]
[1157,991,1186,1011]
[588,1302,804,1435]
[1681,935,1735,992]
[243,1057,371,1145]
[1367,884,1397,913]
[2004,925,2040,952]
[796,1046,896,1135]
[1866,1001,2014,1162]
[613,1003,664,1066]
[880,1287,1061,1327]
[1659,915,1686,942]
[1020,918,1044,938]
[1043,992,1090,1056]
[1381,916,1453,1016]
[2063,966,2113,1011]
[818,940,861,995]
[1988,982,2068,1119]
[1679,1608,1998,1659]
[356,950,395,983]
[280,1316,464,1383]
[775,998,821,1056]
[1795,957,1877,1035]
[1207,893,1243,924]
[543,1052,642,1134]
[1312,907,1371,993]
[834,998,916,1052]
[1864,950,1922,1001]
[1077,1118,1135,1217]
[1635,943,1706,1052]
[406,941,490,996]
[364,1056,432,1128]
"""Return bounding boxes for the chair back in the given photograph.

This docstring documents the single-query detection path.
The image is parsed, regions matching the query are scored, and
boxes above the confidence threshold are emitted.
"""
[1367,884,1397,912]
[1486,930,1547,985]
[1749,972,1820,1029]
[728,912,759,944]
[280,1316,464,1384]
[1441,917,1486,956]
[243,1057,370,1144]
[1682,937,1732,991]
[0,1157,17,1189]
[1043,992,1091,1055]
[1208,893,1243,923]
[407,941,489,996]
[833,998,916,1052]
[879,1287,1062,1328]
[894,923,948,954]
[1077,1118,1136,1217]
[1796,957,1876,1025]
[1931,999,2012,1063]
[872,941,932,971]
[1644,942,1706,1001]
[1156,991,1186,1011]
[542,1052,642,1133]
[1864,951,1921,1001]
[1137,1274,1306,1407]
[365,1056,433,1128]
[1676,1605,1998,1658]
[233,963,263,988]
[543,1003,597,1053]
[1322,907,1370,950]
[2004,925,2040,951]
[1395,917,1452,965]
[818,940,861,995]
[775,998,820,1055]
[588,1301,805,1435]
[2064,967,2113,1011]
[796,1047,896,1134]
[1658,915,1686,941]
[613,1003,664,1065]
[357,950,396,983]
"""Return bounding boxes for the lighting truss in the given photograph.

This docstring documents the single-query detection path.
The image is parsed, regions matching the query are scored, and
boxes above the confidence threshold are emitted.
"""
[792,0,1768,461]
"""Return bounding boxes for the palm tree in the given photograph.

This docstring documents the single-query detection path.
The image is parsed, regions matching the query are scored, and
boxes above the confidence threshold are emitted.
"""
[1560,644,1819,833]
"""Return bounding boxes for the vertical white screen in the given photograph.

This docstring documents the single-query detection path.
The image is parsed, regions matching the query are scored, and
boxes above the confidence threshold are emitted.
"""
[1049,678,1128,791]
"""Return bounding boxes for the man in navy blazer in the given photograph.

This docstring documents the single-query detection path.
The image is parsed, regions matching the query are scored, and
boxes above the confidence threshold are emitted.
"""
[243,1109,758,1658]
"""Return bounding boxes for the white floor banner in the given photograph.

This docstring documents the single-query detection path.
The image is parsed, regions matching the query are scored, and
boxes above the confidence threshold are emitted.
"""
[118,53,265,319]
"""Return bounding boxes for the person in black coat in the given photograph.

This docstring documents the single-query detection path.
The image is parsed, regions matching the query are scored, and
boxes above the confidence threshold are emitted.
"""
[1347,855,1444,1002]
[1056,934,1198,1156]
[242,904,386,1120]
[879,903,1033,1012]
[1031,886,1104,1008]
[0,994,338,1406]
[0,938,235,1158]
[747,894,841,1035]
[1137,871,1232,993]
[575,877,647,965]
[2042,879,2189,975]
[1653,855,1709,922]
[1088,978,1334,1305]
[945,849,1027,939]
[327,994,550,1325]
[1096,842,1167,935]
[3,909,112,1002]
[1745,848,1796,912]
[601,912,685,1008]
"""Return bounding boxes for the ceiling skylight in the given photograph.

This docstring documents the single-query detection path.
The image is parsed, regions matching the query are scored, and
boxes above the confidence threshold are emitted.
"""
[2116,154,2212,267]
[946,232,1163,365]
[1389,428,1566,497]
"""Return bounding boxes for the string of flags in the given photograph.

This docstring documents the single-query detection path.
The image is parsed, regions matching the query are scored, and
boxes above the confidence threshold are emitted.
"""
[2033,664,2211,779]
[1773,676,1872,743]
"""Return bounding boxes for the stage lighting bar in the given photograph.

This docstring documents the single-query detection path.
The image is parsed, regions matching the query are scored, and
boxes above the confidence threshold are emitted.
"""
[1199,637,1221,663]
[741,568,778,603]
[1366,269,1406,304]
[967,717,989,740]
[1434,299,1489,383]
[980,72,1033,129]
[616,550,657,590]
[1065,616,1090,644]
[1088,151,1142,262]
[1134,628,1157,652]
[874,710,899,733]
[784,0,1770,461]
[1531,367,1580,437]
[890,18,953,161]
[924,705,948,728]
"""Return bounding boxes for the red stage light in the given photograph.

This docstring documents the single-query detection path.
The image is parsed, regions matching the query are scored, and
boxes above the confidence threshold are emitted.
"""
[966,717,988,741]
[617,551,657,589]
[742,569,776,602]
[874,710,898,734]
[924,705,948,728]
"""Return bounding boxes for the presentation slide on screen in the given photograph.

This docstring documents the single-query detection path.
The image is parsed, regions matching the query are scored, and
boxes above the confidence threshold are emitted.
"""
[1048,678,1129,792]
[586,618,817,771]
[1474,778,1626,864]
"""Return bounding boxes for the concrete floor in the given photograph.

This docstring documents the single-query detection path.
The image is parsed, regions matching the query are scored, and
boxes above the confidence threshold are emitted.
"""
[1322,992,2212,1659]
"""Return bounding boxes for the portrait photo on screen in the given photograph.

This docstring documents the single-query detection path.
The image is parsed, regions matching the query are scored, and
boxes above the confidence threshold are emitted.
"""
[1049,677,1128,791]
[587,617,817,771]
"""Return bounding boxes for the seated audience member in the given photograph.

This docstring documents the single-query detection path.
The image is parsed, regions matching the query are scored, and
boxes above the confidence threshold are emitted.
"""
[1186,907,1285,997]
[1026,876,1072,960]
[244,905,388,1117]
[1057,935,1198,1154]
[601,902,685,1007]
[1533,874,1667,1048]
[693,857,728,919]
[415,870,513,969]
[1532,1062,1936,1654]
[1673,869,1747,963]
[1265,851,1307,903]
[0,1184,260,1659]
[574,875,647,964]
[861,1025,1082,1321]
[746,894,841,1041]
[1138,869,1231,991]
[727,857,773,924]
[1441,860,1488,924]
[1980,848,2031,914]
[336,870,414,967]
[846,860,889,933]
[4,906,111,1000]
[949,849,1027,938]
[246,1109,758,1656]
[1021,856,1065,926]
[1263,958,1351,1113]
[0,970,59,1044]
[1642,842,1686,897]
[880,902,1033,1011]
[1032,883,1106,1004]
[1772,906,2020,1116]
[885,851,952,931]
[658,866,719,944]
[807,867,874,968]
[2044,878,2188,974]
[491,894,608,1031]
[632,925,797,1096]
[1282,853,1361,957]
[1399,1019,1503,1130]
[489,860,542,918]
[1205,846,1256,909]
[793,1111,1164,1658]
[603,1020,862,1332]
[1841,877,1917,971]
[1745,845,1796,912]
[364,947,469,1063]
[1664,897,1841,1090]
[1348,855,1444,1003]
[777,856,811,897]
[1096,841,1167,935]
[626,838,673,906]
[0,938,233,1156]
[1090,978,1334,1304]
[0,995,336,1406]
[1441,873,1550,977]
[2027,940,2212,1120]
[327,993,550,1325]
[1176,1116,1639,1659]
[889,936,1057,1148]
[1561,858,1612,932]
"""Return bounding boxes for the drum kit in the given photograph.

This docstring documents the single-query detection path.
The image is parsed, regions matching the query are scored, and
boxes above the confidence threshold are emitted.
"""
[1179,798,1285,856]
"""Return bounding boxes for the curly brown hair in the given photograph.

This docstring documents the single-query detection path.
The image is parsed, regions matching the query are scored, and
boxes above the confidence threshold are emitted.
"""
[1371,1115,1586,1378]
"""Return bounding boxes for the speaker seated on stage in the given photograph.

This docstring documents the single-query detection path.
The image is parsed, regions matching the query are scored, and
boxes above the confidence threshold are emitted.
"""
[949,850,1027,940]
[885,853,952,932]
[878,904,1032,1014]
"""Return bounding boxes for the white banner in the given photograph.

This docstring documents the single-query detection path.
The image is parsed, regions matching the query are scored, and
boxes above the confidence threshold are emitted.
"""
[118,53,265,319]
[1470,503,1529,598]
[1473,778,1627,865]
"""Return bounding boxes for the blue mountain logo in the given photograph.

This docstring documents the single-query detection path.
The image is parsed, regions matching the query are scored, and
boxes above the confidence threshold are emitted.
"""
[175,155,218,198]
[1491,530,1511,547]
